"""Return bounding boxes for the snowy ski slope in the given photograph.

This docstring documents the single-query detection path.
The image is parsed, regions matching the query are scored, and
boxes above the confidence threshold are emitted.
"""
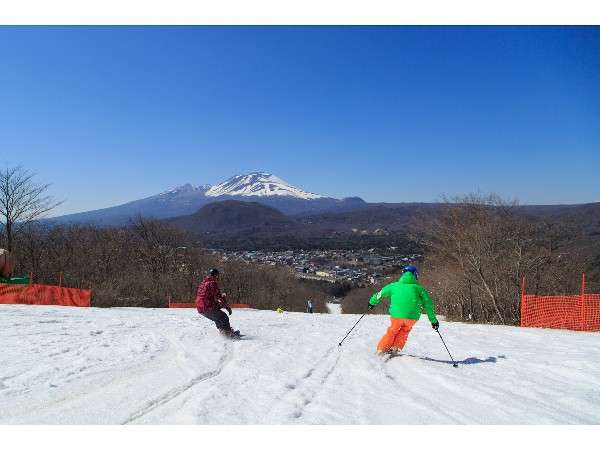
[1,305,599,424]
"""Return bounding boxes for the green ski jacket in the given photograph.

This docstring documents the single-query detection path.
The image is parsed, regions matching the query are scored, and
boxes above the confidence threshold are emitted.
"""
[369,272,438,323]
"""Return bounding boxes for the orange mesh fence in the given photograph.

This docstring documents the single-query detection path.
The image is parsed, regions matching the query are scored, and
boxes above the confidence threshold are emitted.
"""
[521,274,599,332]
[168,301,250,309]
[521,294,600,332]
[0,283,91,307]
[169,302,196,308]
[585,294,600,332]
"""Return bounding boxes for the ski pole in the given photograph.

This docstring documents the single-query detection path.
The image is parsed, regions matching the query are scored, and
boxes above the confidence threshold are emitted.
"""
[338,308,371,346]
[436,329,458,367]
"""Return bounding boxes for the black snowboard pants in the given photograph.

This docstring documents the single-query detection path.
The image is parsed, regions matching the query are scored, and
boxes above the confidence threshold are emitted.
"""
[200,308,231,331]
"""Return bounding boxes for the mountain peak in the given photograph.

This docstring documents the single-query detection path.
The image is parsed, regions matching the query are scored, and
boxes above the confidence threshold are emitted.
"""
[160,183,195,195]
[205,172,324,200]
[159,183,211,196]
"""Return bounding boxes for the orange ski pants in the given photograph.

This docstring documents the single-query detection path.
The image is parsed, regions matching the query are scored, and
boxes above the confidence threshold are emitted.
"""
[377,318,417,352]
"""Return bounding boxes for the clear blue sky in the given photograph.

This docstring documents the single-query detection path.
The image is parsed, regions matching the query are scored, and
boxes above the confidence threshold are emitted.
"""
[1,26,599,215]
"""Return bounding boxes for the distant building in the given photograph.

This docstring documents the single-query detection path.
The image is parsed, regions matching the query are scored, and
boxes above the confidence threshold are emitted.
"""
[316,271,333,278]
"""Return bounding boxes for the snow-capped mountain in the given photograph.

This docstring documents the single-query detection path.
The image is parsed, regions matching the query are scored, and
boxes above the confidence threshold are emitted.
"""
[48,172,367,226]
[206,173,323,200]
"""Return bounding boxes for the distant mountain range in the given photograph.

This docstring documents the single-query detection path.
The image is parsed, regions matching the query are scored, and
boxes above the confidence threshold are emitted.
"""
[49,172,367,226]
[163,198,600,251]
[45,171,600,251]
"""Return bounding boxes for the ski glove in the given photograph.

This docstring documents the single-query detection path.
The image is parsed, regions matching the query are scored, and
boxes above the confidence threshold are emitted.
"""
[432,321,439,331]
[225,307,232,316]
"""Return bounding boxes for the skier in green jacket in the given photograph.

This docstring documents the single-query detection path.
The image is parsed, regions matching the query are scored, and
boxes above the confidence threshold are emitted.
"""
[368,265,439,354]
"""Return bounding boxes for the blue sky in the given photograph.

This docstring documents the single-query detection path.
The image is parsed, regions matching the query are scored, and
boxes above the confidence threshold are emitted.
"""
[1,26,599,215]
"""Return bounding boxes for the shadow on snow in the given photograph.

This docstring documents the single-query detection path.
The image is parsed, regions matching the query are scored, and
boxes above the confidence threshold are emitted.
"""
[400,354,507,365]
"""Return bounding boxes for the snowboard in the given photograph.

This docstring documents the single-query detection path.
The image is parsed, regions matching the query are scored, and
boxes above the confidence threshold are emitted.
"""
[220,330,246,340]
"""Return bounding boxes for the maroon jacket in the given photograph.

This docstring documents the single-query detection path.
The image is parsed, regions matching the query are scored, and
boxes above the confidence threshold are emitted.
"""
[195,276,228,313]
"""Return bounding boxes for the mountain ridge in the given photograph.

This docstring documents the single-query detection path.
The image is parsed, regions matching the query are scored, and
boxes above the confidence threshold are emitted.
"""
[45,171,600,237]
[167,200,299,235]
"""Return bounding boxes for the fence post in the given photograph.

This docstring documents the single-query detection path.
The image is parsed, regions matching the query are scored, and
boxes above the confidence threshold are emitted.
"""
[58,272,63,288]
[581,273,586,331]
[520,277,526,327]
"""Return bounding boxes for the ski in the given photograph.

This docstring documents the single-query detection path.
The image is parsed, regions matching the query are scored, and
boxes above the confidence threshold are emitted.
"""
[384,354,402,362]
[379,351,401,362]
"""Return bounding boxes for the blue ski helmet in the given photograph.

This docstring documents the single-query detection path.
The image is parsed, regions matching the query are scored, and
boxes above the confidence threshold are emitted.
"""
[403,265,419,279]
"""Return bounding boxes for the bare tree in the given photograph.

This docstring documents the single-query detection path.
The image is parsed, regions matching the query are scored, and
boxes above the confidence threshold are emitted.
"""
[412,193,588,325]
[0,166,62,251]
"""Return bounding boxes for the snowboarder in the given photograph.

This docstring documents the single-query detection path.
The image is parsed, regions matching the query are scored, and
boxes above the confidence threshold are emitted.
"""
[195,269,240,339]
[368,265,439,355]
[307,299,314,314]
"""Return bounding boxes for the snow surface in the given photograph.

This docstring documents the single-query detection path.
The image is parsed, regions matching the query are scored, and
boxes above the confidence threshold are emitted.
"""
[1,305,599,425]
[205,172,324,199]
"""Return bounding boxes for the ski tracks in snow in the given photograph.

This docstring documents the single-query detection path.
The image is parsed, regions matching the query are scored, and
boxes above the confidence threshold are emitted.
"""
[379,355,466,423]
[265,345,344,423]
[122,342,233,424]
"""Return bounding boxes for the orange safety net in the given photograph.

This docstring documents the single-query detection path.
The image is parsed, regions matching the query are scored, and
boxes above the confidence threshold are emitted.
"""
[521,294,600,332]
[585,294,600,331]
[521,274,599,332]
[169,302,250,309]
[0,283,91,307]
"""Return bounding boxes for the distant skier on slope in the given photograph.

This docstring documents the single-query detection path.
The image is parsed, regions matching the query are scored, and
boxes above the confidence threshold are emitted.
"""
[368,265,439,355]
[307,299,314,314]
[196,269,241,339]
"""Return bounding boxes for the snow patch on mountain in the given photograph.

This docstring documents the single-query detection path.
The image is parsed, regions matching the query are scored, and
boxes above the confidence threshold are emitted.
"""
[206,172,324,200]
[159,184,209,196]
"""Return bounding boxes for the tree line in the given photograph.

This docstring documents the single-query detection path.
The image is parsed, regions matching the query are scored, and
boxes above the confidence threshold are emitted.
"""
[6,218,328,312]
